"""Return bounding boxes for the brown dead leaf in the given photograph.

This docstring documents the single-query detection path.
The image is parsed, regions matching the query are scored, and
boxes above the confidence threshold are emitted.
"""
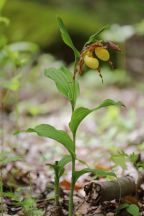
[60,180,82,191]
[95,163,109,170]
[122,195,138,205]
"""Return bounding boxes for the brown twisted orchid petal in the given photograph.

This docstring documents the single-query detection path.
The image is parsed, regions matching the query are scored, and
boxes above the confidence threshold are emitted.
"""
[106,40,121,52]
[97,66,103,83]
[108,61,114,70]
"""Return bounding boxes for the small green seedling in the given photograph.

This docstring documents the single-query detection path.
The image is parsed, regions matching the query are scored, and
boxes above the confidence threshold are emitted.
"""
[46,154,72,205]
[116,203,139,216]
[11,196,43,216]
[3,172,43,216]
[15,17,125,216]
[111,151,141,171]
[0,151,24,216]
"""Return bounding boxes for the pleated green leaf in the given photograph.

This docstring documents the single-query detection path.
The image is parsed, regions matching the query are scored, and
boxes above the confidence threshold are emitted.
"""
[58,154,72,177]
[25,124,75,157]
[46,155,72,178]
[57,17,80,66]
[45,66,79,107]
[84,26,108,46]
[73,168,116,184]
[69,99,125,135]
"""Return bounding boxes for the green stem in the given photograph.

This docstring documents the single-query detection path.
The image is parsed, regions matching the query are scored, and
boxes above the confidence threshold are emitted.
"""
[69,78,77,215]
[69,132,76,216]
[72,79,76,112]
[29,172,32,198]
[29,172,33,216]
[54,161,59,206]
[69,155,75,216]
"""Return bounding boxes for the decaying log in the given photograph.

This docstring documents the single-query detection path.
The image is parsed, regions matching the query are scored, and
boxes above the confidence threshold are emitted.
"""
[84,174,144,205]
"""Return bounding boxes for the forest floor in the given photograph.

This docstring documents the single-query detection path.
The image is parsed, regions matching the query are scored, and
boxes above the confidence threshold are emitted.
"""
[1,72,144,216]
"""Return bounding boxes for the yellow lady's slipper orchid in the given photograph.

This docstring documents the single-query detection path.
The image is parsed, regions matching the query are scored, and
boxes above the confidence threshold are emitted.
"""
[84,51,99,69]
[73,40,120,81]
[95,47,110,61]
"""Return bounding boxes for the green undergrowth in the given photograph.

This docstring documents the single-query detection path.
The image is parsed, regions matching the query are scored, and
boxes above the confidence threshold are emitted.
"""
[4,0,99,48]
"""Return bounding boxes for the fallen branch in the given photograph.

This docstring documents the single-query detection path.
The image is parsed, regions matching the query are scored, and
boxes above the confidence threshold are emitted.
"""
[84,173,144,205]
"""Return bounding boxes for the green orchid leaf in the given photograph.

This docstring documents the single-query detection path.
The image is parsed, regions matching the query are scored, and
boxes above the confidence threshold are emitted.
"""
[126,204,139,216]
[46,155,72,178]
[58,155,72,168]
[45,66,79,107]
[16,124,75,157]
[84,25,108,46]
[73,168,116,184]
[58,154,72,177]
[69,99,125,135]
[57,17,80,67]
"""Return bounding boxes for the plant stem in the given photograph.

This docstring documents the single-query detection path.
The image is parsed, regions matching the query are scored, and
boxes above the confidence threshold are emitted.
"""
[29,172,32,198]
[69,85,77,216]
[69,131,76,216]
[54,161,59,206]
[69,78,77,215]
[69,155,75,216]
[29,172,33,216]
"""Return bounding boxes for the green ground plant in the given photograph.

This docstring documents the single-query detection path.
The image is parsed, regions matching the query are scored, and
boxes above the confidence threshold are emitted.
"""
[46,155,72,205]
[0,151,24,216]
[0,0,39,140]
[15,17,126,216]
[0,1,39,215]
[2,171,43,216]
[116,203,139,216]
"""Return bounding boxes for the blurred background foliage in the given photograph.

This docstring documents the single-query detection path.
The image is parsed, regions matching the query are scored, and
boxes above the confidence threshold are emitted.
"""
[0,0,144,172]
[0,0,144,112]
[0,0,144,110]
[3,0,144,63]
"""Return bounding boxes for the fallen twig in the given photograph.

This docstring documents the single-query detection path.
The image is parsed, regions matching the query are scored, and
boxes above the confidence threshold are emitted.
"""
[84,173,144,204]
